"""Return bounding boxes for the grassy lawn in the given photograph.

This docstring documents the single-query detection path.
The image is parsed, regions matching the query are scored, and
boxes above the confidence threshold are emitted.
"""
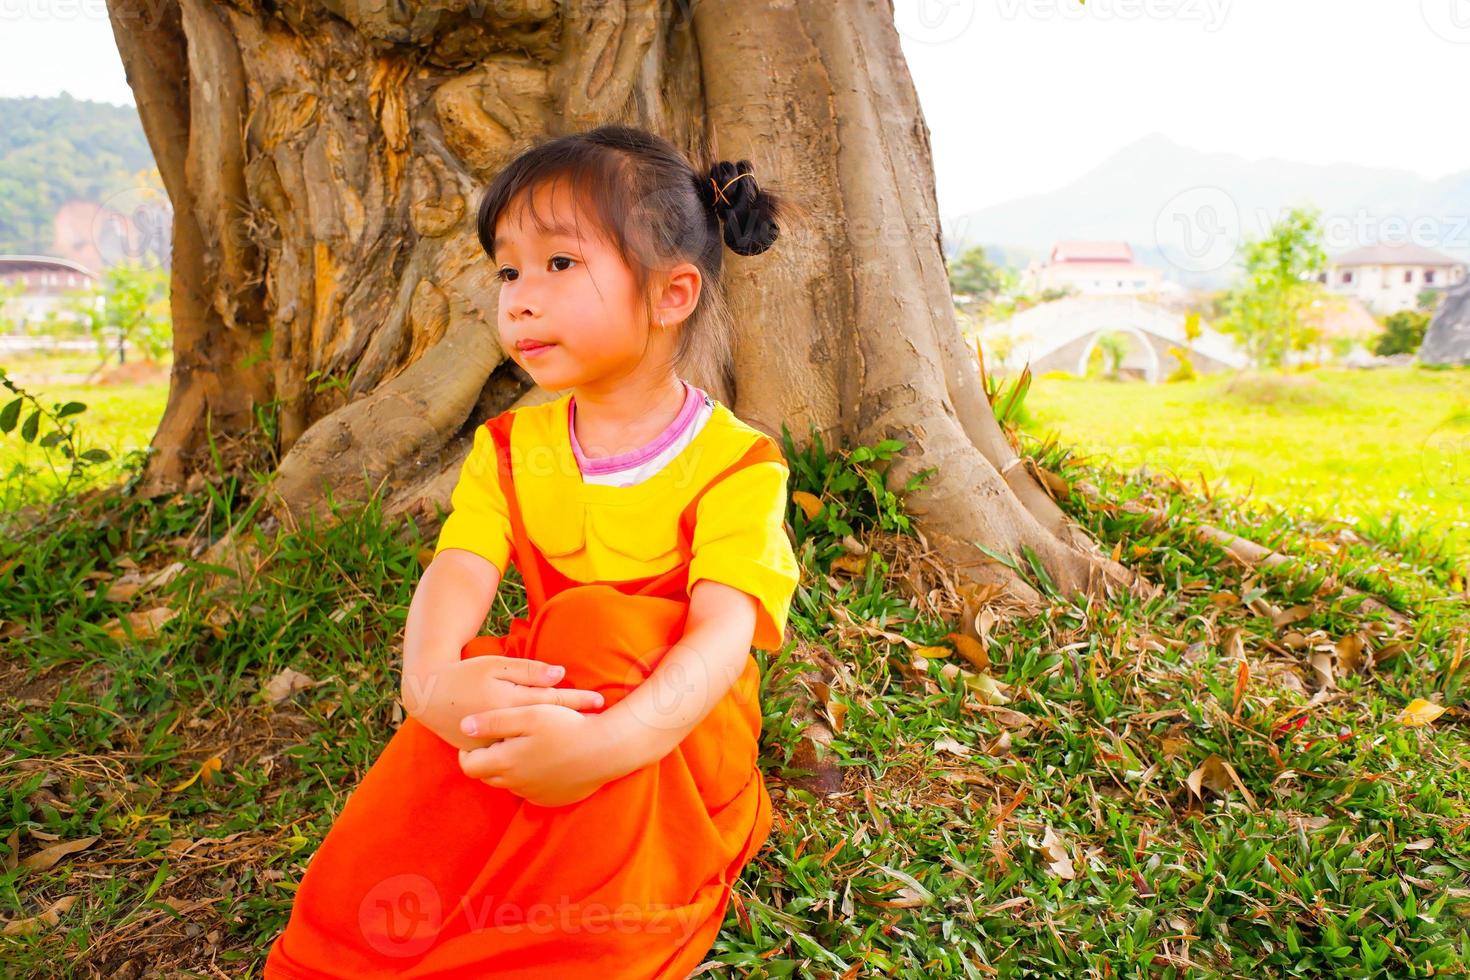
[0,421,1467,975]
[1023,366,1470,567]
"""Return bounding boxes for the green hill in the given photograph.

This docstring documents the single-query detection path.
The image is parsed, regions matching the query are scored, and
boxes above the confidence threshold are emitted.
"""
[0,93,156,254]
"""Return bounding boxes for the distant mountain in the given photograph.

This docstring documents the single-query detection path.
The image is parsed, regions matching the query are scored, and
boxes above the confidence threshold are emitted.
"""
[942,133,1470,289]
[0,93,155,256]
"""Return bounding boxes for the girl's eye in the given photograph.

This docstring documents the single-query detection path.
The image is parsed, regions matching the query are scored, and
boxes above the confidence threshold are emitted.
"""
[496,267,517,283]
[550,255,576,272]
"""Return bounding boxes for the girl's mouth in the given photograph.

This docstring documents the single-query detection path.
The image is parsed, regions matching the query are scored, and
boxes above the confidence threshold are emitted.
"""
[519,341,556,358]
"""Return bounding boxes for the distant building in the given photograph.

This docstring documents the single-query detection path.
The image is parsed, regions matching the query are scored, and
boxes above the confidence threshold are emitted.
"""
[1321,243,1465,315]
[1024,241,1165,297]
[0,255,97,329]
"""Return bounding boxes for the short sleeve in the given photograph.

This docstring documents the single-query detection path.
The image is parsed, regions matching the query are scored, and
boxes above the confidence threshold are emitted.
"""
[687,455,800,651]
[433,423,512,575]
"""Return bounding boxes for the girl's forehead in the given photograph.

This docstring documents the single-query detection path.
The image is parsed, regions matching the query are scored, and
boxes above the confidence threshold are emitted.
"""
[497,180,608,250]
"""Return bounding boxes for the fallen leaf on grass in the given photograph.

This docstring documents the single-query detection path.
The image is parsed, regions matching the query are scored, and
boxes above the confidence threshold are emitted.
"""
[20,836,98,872]
[1396,698,1446,727]
[1,895,77,935]
[1032,826,1076,880]
[263,667,321,705]
[169,756,223,793]
[933,736,972,758]
[791,491,823,520]
[1185,754,1255,809]
[945,631,989,671]
[102,605,178,641]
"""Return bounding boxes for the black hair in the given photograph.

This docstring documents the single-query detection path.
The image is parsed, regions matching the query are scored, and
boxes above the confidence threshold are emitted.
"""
[474,125,793,385]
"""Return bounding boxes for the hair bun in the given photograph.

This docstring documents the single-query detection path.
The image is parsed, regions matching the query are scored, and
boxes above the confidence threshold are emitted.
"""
[703,159,779,257]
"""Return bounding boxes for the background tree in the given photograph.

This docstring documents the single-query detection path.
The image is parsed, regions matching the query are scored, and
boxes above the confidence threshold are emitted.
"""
[1218,206,1327,368]
[946,244,1005,313]
[1374,308,1432,357]
[105,0,1128,602]
[54,262,172,365]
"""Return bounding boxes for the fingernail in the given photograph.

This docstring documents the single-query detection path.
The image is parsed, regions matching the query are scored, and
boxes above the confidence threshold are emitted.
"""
[461,717,478,736]
[548,665,564,680]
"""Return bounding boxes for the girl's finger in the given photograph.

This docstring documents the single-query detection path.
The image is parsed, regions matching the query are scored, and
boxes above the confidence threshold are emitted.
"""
[523,687,604,711]
[458,744,507,780]
[487,655,566,687]
[459,705,534,740]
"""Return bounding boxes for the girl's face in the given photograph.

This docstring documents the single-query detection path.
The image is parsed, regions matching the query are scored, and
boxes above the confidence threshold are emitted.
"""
[492,179,665,394]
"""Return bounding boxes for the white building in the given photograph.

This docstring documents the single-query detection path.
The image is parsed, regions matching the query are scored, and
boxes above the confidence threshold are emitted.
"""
[0,254,97,329]
[1321,244,1465,315]
[1023,241,1165,297]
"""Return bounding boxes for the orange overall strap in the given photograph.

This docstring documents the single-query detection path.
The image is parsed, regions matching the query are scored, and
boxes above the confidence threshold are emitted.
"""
[483,412,549,609]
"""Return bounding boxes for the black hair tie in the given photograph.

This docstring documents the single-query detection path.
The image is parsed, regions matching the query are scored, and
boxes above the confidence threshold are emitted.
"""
[704,159,778,256]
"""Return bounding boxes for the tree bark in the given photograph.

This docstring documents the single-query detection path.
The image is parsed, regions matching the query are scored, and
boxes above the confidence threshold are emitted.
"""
[106,0,1130,604]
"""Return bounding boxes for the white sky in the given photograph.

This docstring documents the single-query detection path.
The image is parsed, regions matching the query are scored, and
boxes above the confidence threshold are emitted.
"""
[3,0,1468,216]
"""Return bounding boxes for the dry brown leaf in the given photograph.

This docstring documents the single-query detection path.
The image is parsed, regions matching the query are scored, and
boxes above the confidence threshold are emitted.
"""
[945,632,989,671]
[1309,651,1335,691]
[829,553,868,576]
[1186,754,1255,809]
[933,736,972,758]
[1,895,77,935]
[102,605,178,641]
[1272,605,1313,629]
[1335,633,1367,677]
[1033,826,1076,880]
[1397,698,1446,727]
[1231,658,1249,718]
[264,667,321,705]
[974,703,1034,729]
[791,491,823,520]
[20,835,99,872]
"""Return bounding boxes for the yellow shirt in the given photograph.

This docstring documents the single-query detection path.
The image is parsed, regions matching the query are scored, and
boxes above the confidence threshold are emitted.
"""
[434,392,800,651]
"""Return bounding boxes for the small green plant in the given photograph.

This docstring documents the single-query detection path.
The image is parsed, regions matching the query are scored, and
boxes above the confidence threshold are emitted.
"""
[778,421,935,571]
[975,339,1033,439]
[0,367,114,503]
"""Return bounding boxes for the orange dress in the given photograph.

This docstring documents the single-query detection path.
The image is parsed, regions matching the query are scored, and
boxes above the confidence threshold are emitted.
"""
[264,408,781,979]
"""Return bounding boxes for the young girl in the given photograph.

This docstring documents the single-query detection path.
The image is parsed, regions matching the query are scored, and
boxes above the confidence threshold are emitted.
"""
[264,126,800,979]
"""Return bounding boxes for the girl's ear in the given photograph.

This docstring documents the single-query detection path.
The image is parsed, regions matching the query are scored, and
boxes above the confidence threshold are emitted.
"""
[652,262,702,328]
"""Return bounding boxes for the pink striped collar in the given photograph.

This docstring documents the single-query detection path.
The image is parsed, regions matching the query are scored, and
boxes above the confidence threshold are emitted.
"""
[569,380,702,474]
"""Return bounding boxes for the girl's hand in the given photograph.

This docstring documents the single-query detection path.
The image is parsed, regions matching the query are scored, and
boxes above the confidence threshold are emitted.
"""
[456,704,616,807]
[406,655,605,753]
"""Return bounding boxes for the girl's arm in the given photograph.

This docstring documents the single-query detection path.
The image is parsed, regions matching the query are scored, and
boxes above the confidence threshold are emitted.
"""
[402,549,604,751]
[592,578,761,779]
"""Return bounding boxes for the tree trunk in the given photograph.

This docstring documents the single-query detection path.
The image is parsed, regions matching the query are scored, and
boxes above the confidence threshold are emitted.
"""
[107,0,1130,604]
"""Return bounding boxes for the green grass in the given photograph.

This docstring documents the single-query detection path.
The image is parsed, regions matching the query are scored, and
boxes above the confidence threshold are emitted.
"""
[1024,366,1470,567]
[1,423,1467,976]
